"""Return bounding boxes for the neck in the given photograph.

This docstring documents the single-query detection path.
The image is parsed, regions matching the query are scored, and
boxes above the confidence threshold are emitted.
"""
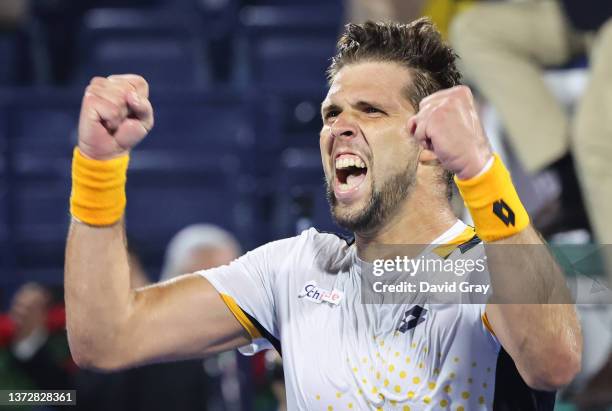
[354,182,457,261]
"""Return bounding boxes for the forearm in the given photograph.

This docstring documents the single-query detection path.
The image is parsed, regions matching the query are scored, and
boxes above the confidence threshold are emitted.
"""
[64,218,134,368]
[454,151,581,389]
[485,225,582,389]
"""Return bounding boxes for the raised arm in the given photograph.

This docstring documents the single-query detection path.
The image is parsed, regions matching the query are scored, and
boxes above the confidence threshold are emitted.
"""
[65,75,249,371]
[410,85,582,391]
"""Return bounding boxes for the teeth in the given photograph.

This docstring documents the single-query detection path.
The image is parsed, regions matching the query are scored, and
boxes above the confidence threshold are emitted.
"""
[335,156,367,169]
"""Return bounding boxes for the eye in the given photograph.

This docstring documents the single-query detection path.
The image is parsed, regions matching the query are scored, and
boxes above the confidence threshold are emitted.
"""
[325,110,340,120]
[364,106,384,115]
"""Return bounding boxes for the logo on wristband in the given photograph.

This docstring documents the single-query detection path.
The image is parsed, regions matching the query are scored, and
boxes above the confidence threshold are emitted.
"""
[493,199,515,226]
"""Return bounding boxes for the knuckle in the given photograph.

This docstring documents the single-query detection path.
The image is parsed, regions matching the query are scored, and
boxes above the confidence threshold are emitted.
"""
[130,74,146,85]
[90,76,106,85]
[108,106,122,121]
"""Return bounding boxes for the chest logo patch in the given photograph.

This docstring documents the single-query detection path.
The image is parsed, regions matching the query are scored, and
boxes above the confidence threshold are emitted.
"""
[298,281,344,305]
[397,305,427,333]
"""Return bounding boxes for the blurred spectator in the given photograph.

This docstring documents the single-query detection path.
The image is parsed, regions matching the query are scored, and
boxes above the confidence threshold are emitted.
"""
[346,0,425,25]
[0,282,75,410]
[0,0,29,29]
[160,224,241,280]
[346,0,476,38]
[451,0,612,272]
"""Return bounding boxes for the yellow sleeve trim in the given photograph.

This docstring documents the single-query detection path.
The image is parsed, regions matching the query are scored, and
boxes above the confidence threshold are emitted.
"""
[481,312,496,336]
[219,293,262,340]
[433,226,476,258]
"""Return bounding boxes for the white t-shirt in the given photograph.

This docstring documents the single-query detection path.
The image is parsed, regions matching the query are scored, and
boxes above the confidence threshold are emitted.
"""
[200,220,552,410]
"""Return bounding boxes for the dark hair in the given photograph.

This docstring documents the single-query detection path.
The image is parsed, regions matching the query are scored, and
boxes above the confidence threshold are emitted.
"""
[328,18,461,200]
[327,18,462,111]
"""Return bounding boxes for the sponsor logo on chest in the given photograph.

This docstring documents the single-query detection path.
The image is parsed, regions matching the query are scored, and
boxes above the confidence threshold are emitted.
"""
[298,281,344,305]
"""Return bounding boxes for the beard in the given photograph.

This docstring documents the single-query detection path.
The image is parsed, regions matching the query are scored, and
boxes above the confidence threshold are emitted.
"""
[326,161,417,233]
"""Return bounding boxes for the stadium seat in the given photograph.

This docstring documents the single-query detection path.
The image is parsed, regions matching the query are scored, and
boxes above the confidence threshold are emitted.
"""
[0,175,9,275]
[2,89,80,268]
[121,89,262,265]
[272,148,349,239]
[143,89,256,152]
[133,89,261,177]
[159,0,239,37]
[125,156,259,270]
[235,5,341,92]
[75,8,210,88]
[0,31,28,86]
[6,89,80,175]
[264,88,327,151]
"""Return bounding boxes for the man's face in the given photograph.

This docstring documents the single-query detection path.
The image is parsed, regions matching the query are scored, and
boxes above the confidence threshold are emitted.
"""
[320,61,421,233]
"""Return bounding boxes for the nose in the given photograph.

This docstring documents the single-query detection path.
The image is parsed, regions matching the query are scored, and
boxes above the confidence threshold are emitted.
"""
[330,114,358,140]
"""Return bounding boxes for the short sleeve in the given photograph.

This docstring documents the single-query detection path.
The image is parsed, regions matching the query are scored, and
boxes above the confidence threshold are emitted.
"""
[197,238,291,355]
[471,304,501,351]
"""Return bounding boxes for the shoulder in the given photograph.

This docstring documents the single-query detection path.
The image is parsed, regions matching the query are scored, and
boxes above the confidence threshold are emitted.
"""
[248,228,354,277]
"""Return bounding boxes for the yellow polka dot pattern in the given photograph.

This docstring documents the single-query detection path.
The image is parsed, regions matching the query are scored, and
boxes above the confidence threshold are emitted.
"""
[341,342,493,410]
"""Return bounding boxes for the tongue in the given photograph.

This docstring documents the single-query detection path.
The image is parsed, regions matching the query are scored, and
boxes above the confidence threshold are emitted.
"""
[346,172,366,187]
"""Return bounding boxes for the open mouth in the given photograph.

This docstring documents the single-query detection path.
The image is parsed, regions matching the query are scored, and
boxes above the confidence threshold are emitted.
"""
[334,154,368,194]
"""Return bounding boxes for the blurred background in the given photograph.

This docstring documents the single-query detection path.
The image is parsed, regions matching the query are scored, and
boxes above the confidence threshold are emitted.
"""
[0,0,611,410]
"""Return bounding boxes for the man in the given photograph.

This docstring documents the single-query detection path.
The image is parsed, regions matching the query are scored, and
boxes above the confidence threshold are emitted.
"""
[65,19,581,410]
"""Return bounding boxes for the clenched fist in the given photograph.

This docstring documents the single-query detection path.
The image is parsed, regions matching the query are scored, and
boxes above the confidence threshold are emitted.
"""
[408,85,493,180]
[78,74,154,160]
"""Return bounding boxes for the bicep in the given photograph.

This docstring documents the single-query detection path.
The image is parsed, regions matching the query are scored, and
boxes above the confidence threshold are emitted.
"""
[118,274,250,368]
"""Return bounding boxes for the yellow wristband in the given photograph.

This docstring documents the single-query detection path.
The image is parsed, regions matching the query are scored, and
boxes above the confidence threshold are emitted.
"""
[70,147,129,226]
[455,153,529,242]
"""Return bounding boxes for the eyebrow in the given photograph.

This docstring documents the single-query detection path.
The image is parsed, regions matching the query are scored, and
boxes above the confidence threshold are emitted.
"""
[354,100,386,110]
[321,99,390,116]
